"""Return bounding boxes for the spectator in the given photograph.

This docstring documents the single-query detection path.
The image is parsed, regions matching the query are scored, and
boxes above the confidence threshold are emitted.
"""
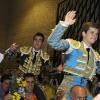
[0,74,11,100]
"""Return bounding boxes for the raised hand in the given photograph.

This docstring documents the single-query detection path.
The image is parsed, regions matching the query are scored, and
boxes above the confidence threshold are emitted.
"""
[10,43,18,51]
[64,11,76,25]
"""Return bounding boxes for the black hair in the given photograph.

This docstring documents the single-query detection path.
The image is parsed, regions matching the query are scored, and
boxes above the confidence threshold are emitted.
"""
[23,73,35,79]
[33,32,45,42]
[1,74,11,83]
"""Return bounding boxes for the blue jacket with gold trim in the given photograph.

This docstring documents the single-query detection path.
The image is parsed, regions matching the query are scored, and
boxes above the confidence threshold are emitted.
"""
[48,22,100,80]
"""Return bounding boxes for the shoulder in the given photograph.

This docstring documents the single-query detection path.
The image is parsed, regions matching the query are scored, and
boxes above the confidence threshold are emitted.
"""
[93,49,100,61]
[19,46,32,54]
[65,39,81,49]
[40,50,49,61]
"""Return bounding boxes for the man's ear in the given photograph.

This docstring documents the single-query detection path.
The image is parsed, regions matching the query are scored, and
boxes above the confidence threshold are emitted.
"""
[82,31,86,37]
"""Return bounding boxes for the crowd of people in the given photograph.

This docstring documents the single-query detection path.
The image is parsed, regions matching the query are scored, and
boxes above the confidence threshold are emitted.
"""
[0,32,56,100]
[0,10,100,100]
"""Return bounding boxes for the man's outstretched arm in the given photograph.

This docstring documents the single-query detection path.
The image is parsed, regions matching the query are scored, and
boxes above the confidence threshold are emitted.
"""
[48,11,76,50]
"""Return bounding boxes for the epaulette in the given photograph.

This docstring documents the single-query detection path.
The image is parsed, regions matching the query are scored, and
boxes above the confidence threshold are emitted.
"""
[93,50,100,61]
[40,50,49,61]
[20,46,32,54]
[66,39,81,49]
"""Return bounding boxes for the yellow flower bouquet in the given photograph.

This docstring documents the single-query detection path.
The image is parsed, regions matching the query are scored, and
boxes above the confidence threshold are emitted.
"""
[11,78,27,100]
[12,92,21,100]
[17,78,27,87]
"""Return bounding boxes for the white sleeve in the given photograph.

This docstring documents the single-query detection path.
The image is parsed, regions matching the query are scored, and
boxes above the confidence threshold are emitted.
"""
[60,21,69,27]
[0,53,4,63]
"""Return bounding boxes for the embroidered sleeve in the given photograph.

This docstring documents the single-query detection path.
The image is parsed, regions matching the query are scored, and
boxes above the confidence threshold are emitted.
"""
[93,50,100,61]
[48,21,70,50]
[20,46,31,54]
[94,51,100,74]
[41,50,49,61]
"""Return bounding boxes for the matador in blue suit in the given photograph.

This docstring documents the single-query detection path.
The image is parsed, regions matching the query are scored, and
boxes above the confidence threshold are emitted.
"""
[48,11,100,100]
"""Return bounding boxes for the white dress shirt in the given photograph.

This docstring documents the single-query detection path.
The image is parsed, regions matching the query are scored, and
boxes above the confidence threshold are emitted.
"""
[0,53,4,63]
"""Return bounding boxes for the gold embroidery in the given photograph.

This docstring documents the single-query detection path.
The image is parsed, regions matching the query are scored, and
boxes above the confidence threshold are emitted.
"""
[66,39,81,49]
[93,50,100,60]
[18,46,49,75]
[41,50,49,61]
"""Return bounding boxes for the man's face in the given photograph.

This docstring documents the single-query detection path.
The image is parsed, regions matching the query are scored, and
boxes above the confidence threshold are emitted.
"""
[32,36,43,50]
[25,77,34,93]
[83,27,98,45]
[2,80,10,92]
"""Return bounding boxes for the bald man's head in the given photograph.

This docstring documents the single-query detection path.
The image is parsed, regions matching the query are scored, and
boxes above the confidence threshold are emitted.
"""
[70,85,87,100]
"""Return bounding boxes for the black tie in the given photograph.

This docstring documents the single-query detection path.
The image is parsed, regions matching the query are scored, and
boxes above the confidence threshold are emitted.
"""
[86,48,90,64]
[32,52,38,64]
